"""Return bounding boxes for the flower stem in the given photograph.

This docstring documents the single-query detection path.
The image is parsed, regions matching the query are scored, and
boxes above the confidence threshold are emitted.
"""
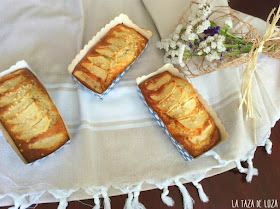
[225,49,251,56]
[210,21,248,45]
[224,44,241,49]
[224,44,252,50]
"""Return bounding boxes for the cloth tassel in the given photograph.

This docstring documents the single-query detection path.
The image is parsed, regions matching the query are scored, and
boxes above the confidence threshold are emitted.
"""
[8,195,20,209]
[124,192,133,209]
[204,150,227,165]
[19,192,45,209]
[8,195,31,209]
[132,190,146,209]
[235,160,258,183]
[84,187,101,209]
[9,203,19,209]
[9,205,19,209]
[101,189,111,209]
[27,192,45,209]
[265,138,272,154]
[20,202,33,209]
[192,182,209,203]
[235,160,247,173]
[123,184,145,209]
[161,186,174,207]
[49,189,76,209]
[175,179,194,209]
[124,192,146,209]
[57,197,68,209]
[246,158,258,182]
[93,194,100,209]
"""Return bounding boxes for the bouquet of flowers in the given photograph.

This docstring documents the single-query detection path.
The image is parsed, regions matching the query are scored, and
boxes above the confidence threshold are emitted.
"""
[156,2,280,78]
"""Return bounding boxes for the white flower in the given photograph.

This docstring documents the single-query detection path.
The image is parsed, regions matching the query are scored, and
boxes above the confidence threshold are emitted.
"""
[196,4,212,19]
[178,44,186,64]
[217,42,226,52]
[203,46,211,54]
[156,39,171,52]
[186,25,193,34]
[197,50,203,55]
[176,41,183,47]
[171,57,180,64]
[181,25,195,41]
[181,34,188,41]
[156,40,170,52]
[191,18,199,26]
[205,50,220,62]
[169,40,177,49]
[199,41,207,48]
[196,26,204,34]
[170,50,178,57]
[172,33,180,41]
[156,41,163,49]
[225,19,233,29]
[206,36,214,43]
[188,33,198,41]
[166,50,172,56]
[196,20,210,34]
[212,35,226,52]
[182,42,191,51]
[175,24,183,34]
[202,19,210,28]
[161,42,170,52]
[211,42,217,49]
[217,35,225,42]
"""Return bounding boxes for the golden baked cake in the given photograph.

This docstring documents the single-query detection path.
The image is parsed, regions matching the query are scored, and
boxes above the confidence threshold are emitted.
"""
[139,71,220,157]
[72,24,148,94]
[0,68,70,163]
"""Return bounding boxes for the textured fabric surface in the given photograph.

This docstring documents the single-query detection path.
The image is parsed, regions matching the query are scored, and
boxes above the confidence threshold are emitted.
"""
[0,0,279,207]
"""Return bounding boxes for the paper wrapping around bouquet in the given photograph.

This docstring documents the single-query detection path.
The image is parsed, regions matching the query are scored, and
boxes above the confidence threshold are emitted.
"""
[136,64,228,161]
[68,13,153,99]
[0,60,71,165]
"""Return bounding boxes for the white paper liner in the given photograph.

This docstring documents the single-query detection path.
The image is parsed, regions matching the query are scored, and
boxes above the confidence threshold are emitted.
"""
[0,60,71,165]
[68,13,153,99]
[136,63,228,160]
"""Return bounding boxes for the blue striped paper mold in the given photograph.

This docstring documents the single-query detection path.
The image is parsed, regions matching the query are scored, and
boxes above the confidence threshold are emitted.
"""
[0,60,71,165]
[136,86,194,161]
[136,64,228,161]
[68,14,153,99]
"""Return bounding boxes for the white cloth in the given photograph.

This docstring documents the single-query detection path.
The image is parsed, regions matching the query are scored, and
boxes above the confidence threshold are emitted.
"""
[0,0,279,207]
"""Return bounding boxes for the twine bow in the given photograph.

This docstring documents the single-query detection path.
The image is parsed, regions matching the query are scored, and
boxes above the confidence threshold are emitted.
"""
[239,5,280,144]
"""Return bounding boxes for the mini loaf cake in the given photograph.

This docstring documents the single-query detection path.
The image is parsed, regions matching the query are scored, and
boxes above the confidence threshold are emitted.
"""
[139,71,220,157]
[0,68,70,163]
[72,24,148,94]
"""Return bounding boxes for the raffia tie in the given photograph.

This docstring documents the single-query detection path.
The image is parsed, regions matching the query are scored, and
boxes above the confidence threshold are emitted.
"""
[239,5,280,144]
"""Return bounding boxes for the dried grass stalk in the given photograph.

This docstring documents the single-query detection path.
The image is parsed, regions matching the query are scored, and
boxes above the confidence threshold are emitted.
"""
[239,6,280,144]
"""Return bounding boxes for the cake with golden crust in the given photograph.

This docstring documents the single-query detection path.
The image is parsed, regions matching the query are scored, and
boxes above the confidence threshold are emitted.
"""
[0,68,70,163]
[72,24,148,94]
[139,71,220,157]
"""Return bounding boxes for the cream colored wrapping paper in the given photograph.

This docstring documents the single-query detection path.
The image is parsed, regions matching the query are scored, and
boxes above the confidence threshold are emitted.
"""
[0,0,280,207]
